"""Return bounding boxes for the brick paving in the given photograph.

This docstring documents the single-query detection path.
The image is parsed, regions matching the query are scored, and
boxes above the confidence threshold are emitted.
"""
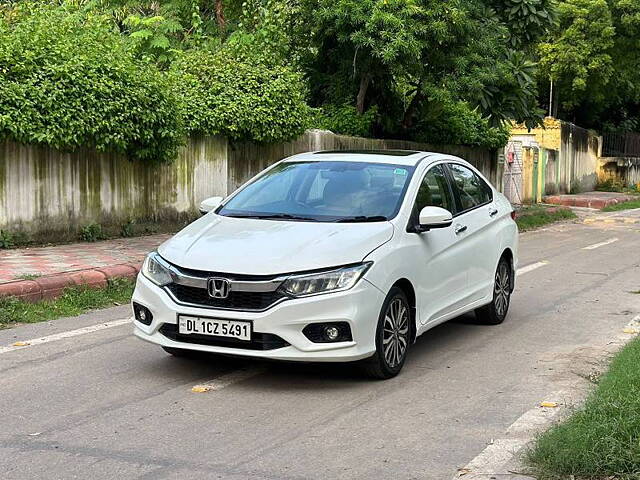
[543,191,637,209]
[0,235,170,284]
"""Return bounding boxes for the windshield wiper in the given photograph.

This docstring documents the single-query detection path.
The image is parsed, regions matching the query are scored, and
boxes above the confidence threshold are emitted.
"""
[227,213,318,222]
[335,215,388,223]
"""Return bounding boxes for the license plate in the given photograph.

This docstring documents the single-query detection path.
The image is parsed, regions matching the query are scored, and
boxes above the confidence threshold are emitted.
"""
[178,316,251,341]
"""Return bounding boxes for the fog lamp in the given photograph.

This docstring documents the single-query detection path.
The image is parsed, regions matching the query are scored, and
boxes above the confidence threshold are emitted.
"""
[324,326,340,341]
[133,302,153,326]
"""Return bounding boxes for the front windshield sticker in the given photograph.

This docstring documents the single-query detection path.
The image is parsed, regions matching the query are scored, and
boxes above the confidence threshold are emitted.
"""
[394,168,408,176]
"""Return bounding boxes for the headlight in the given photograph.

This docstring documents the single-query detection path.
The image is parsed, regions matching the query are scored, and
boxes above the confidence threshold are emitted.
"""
[280,263,372,297]
[141,252,173,286]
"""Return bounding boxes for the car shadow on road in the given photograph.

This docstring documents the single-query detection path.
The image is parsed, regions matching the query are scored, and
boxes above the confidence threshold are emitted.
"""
[138,311,494,391]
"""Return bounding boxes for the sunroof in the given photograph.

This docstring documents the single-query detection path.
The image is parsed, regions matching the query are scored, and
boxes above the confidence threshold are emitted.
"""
[314,149,420,157]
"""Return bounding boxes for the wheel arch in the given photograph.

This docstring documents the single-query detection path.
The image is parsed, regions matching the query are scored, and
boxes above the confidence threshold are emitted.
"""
[391,278,417,344]
[499,247,515,292]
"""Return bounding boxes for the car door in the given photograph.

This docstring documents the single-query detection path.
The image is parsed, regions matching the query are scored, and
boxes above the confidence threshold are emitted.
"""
[445,162,500,303]
[406,163,471,326]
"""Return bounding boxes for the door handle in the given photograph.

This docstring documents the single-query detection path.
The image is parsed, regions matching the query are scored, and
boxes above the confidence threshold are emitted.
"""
[454,224,467,235]
[489,207,498,217]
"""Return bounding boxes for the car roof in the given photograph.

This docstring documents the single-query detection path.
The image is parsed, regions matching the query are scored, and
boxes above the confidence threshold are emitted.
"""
[283,150,461,167]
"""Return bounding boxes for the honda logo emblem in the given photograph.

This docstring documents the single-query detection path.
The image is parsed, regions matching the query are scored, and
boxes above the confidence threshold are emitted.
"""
[207,278,231,299]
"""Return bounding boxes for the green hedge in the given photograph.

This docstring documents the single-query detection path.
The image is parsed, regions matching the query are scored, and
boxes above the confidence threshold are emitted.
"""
[0,4,183,162]
[169,49,312,143]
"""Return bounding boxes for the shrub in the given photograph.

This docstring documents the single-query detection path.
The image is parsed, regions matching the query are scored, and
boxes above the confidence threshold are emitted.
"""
[0,230,14,249]
[120,219,135,238]
[0,3,183,162]
[414,100,510,150]
[313,104,378,138]
[79,223,104,243]
[169,49,312,143]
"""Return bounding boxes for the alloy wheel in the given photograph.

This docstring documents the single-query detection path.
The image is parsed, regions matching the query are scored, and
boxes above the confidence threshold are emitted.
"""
[494,262,510,317]
[382,298,410,368]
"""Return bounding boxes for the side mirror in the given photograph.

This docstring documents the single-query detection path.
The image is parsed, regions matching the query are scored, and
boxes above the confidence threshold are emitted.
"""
[417,206,453,232]
[199,196,223,215]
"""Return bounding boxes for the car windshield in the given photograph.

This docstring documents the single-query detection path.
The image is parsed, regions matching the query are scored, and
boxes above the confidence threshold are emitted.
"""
[218,161,415,222]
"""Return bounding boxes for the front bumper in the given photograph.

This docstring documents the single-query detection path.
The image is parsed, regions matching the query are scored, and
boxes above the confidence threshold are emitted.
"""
[131,274,385,362]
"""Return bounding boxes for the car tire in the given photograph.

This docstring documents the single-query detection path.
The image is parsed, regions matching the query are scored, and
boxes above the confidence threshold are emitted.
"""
[162,346,192,357]
[362,287,412,379]
[475,257,512,325]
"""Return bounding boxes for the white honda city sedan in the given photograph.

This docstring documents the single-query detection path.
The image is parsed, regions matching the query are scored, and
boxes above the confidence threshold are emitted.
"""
[132,150,518,378]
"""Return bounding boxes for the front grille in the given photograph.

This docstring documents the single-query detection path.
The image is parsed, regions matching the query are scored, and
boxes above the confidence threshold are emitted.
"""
[159,323,289,350]
[166,284,286,311]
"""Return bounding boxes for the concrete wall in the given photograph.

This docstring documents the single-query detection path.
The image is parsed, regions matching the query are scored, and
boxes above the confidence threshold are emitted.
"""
[0,130,497,241]
[599,157,640,187]
[228,130,501,190]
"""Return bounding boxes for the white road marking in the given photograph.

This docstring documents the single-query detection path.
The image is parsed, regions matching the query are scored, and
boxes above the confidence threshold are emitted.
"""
[0,318,131,354]
[582,237,619,250]
[516,261,549,276]
[452,391,568,479]
[454,438,529,478]
[191,366,266,393]
[453,314,640,479]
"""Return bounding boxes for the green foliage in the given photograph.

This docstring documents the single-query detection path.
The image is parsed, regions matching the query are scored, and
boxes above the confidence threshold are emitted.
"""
[120,219,135,238]
[0,277,135,327]
[0,230,14,249]
[227,0,302,66]
[414,101,510,150]
[123,14,183,65]
[539,0,640,132]
[527,337,640,478]
[79,223,105,242]
[539,0,615,108]
[0,2,183,162]
[169,49,312,142]
[304,0,543,147]
[515,206,577,231]
[314,104,378,138]
[487,0,556,49]
[601,198,640,211]
[595,178,637,193]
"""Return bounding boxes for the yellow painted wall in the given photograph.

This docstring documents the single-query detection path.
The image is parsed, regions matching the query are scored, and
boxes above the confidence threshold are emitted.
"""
[511,117,562,151]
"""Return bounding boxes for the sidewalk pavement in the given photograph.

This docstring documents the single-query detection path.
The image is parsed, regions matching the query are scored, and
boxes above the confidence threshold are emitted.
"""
[0,234,169,301]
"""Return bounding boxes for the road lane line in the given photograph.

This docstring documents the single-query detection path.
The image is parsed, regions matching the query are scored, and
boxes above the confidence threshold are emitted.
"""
[0,318,131,354]
[582,237,619,250]
[191,366,266,393]
[516,261,549,276]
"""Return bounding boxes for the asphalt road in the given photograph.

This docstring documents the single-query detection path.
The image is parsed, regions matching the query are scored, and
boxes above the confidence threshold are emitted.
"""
[1,210,639,480]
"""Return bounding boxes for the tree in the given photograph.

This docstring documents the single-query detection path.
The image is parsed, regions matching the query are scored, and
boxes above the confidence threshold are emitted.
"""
[302,0,547,146]
[538,0,615,113]
[537,0,640,131]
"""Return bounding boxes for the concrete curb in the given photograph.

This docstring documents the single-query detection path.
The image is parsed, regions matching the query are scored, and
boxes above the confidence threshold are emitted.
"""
[0,263,140,303]
[543,194,636,209]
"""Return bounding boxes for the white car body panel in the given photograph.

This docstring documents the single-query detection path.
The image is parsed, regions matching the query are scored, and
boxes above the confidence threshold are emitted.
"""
[132,151,518,363]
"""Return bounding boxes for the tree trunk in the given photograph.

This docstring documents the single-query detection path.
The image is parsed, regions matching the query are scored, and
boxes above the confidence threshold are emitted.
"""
[356,73,372,114]
[215,0,226,37]
[401,83,424,130]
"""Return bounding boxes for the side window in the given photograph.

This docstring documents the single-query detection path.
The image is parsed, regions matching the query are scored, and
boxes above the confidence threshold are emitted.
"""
[447,163,492,212]
[414,164,454,213]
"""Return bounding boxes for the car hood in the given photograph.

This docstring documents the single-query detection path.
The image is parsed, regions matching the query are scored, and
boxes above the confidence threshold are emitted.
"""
[158,214,394,275]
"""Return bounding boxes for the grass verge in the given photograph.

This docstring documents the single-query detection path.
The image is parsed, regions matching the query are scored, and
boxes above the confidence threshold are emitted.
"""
[0,277,134,328]
[601,199,640,212]
[516,206,577,232]
[526,336,640,479]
